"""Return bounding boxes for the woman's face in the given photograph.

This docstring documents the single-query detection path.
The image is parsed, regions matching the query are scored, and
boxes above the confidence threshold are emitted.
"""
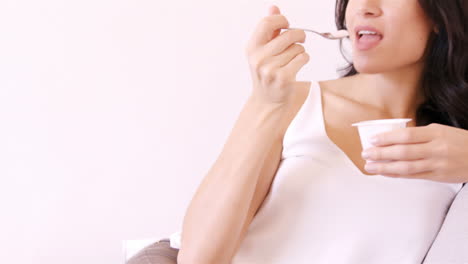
[345,0,435,74]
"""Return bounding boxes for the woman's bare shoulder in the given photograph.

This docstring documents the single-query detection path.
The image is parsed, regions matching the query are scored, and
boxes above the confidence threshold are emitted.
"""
[318,75,359,99]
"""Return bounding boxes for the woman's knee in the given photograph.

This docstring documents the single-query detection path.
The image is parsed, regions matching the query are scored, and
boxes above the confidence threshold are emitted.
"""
[126,239,179,264]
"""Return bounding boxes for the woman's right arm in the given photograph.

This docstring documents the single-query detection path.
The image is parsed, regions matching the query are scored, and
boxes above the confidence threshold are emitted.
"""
[177,5,309,264]
[177,96,290,264]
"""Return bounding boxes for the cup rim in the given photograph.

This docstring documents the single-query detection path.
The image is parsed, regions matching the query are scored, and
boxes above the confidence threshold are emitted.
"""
[351,118,412,127]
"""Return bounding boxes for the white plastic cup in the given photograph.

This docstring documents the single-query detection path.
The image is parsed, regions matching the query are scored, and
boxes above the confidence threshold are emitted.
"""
[351,118,412,163]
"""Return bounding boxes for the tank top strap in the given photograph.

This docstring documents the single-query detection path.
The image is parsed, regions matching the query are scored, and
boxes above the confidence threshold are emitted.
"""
[281,80,329,160]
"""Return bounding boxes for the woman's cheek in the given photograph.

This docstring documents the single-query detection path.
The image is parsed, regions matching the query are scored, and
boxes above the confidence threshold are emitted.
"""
[398,29,431,64]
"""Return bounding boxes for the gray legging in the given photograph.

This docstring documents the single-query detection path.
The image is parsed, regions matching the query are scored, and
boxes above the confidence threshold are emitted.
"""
[126,238,178,264]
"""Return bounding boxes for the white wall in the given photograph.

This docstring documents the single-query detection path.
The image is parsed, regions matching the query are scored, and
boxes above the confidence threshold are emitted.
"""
[0,0,347,263]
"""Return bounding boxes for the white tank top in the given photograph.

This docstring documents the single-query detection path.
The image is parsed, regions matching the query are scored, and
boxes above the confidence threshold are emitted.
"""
[229,80,462,264]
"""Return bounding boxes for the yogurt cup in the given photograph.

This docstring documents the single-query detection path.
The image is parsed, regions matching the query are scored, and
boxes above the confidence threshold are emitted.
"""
[351,118,412,163]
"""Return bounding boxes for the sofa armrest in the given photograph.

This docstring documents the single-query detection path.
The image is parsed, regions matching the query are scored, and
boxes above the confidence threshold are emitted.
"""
[423,184,468,263]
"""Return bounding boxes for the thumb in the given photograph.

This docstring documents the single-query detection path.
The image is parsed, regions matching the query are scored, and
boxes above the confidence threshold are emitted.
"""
[268,5,282,39]
[268,4,281,15]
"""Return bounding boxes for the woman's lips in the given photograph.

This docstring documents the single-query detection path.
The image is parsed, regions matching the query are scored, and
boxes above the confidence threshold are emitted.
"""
[354,25,384,51]
[356,34,383,51]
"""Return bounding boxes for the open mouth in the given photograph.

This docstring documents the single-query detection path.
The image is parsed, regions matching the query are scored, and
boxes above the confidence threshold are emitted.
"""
[355,28,383,51]
[357,30,383,40]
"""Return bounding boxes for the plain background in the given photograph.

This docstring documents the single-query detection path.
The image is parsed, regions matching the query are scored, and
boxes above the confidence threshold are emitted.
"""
[0,0,349,263]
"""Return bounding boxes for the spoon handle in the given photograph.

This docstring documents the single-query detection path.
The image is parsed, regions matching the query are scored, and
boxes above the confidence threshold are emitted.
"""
[287,27,321,35]
[287,27,349,40]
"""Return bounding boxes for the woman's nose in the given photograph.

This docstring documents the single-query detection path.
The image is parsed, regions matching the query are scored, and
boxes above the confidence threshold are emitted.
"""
[355,0,383,18]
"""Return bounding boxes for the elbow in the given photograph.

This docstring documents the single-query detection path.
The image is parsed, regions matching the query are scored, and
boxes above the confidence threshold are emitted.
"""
[177,248,209,264]
[177,248,230,264]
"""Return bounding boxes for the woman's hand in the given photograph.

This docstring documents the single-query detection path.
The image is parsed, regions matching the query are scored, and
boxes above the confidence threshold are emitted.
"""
[245,5,309,107]
[361,123,468,183]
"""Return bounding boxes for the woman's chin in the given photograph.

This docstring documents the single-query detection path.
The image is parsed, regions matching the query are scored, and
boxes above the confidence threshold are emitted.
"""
[353,61,388,74]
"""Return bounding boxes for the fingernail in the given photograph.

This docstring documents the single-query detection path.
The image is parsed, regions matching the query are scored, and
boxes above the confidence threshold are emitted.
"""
[370,136,379,145]
[361,151,370,159]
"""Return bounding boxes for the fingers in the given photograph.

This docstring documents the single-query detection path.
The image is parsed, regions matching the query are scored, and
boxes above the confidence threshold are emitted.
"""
[281,52,310,79]
[372,126,435,147]
[244,4,310,100]
[248,14,290,50]
[263,43,306,68]
[365,159,434,177]
[262,29,306,57]
[364,142,433,161]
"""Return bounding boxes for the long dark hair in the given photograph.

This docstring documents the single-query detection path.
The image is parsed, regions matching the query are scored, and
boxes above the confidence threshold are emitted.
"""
[335,0,468,128]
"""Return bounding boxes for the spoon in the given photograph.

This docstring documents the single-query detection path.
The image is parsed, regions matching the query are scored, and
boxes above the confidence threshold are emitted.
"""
[287,27,349,40]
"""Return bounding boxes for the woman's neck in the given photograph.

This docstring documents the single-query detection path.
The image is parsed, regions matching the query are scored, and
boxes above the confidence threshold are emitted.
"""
[351,63,426,120]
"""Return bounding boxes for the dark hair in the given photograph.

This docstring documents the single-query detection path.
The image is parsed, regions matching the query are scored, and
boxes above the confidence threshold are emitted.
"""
[335,0,468,128]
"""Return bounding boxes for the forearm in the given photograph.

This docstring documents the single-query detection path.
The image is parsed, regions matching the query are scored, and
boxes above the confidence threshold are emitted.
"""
[177,96,289,264]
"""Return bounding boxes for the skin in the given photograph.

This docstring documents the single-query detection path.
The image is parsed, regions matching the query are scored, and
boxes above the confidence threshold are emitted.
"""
[345,0,434,122]
[318,0,468,183]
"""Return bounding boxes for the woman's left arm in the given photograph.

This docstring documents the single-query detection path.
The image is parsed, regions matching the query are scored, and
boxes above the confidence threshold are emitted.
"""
[361,123,468,183]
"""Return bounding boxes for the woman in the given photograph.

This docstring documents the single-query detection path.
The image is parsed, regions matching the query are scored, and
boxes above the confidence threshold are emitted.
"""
[127,0,468,263]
